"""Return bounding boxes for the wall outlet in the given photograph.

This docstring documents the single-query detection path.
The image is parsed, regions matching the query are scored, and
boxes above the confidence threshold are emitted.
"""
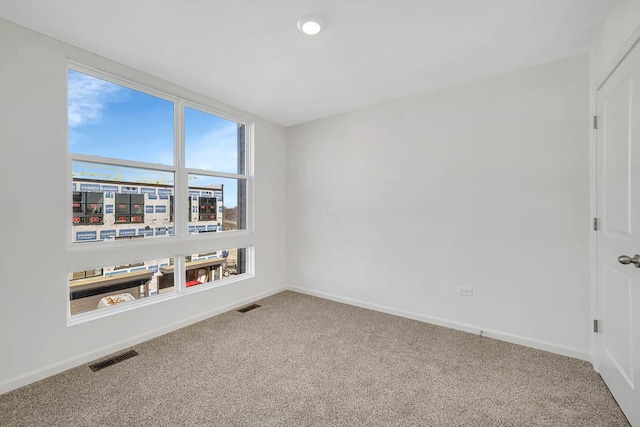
[457,287,473,297]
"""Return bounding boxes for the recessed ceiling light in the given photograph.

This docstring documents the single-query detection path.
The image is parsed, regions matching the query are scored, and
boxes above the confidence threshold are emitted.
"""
[297,16,324,36]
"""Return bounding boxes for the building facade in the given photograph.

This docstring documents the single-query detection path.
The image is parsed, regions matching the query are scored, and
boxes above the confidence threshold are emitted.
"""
[69,178,230,315]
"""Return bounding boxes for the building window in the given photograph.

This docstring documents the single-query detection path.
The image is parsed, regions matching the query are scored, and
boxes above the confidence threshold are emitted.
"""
[198,197,217,221]
[72,191,104,225]
[71,268,104,280]
[169,195,174,223]
[114,193,145,224]
[67,65,252,319]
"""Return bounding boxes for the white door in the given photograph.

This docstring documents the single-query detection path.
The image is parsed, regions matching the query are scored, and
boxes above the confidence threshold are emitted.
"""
[596,39,640,426]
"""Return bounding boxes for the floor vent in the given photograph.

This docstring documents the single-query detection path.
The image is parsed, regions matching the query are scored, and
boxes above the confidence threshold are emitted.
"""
[89,350,139,372]
[237,303,261,313]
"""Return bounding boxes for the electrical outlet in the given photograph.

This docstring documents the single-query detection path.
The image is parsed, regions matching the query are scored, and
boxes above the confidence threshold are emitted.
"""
[457,287,473,297]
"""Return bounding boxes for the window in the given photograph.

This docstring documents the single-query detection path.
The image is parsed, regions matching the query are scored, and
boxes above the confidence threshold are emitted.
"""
[198,197,217,221]
[188,174,244,233]
[69,257,175,316]
[169,195,174,223]
[114,194,145,224]
[185,106,247,234]
[67,66,252,319]
[185,106,242,174]
[71,268,104,280]
[157,247,247,293]
[68,69,174,164]
[72,191,104,226]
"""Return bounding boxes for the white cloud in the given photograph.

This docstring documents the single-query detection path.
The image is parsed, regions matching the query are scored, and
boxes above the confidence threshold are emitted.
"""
[186,124,239,173]
[68,71,121,128]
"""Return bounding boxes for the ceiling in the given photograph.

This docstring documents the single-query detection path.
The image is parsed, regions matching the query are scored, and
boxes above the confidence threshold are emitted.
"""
[0,0,617,126]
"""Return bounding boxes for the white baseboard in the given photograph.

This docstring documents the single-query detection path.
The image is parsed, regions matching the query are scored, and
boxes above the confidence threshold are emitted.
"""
[2,284,591,395]
[287,286,591,362]
[0,285,287,395]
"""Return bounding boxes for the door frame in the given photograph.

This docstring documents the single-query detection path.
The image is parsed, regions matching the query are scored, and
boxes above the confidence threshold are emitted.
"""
[591,25,640,371]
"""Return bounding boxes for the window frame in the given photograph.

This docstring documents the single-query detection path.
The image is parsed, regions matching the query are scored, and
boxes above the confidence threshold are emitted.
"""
[65,62,255,324]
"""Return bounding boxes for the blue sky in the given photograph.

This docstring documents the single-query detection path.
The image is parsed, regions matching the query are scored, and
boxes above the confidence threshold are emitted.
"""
[68,69,241,207]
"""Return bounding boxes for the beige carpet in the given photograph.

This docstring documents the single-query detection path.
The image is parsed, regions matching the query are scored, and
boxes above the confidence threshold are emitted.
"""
[0,291,630,426]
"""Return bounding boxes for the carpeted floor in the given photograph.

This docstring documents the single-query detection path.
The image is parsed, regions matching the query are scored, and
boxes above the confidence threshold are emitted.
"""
[0,291,630,426]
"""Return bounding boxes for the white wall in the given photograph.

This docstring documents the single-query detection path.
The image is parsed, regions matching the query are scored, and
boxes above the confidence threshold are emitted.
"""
[288,55,591,359]
[0,19,287,393]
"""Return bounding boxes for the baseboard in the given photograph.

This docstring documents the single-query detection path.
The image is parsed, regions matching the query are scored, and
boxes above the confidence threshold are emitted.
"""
[287,286,591,362]
[0,285,287,395]
[3,284,590,395]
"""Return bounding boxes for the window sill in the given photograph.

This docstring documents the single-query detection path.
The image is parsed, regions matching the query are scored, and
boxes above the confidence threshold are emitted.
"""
[66,229,252,252]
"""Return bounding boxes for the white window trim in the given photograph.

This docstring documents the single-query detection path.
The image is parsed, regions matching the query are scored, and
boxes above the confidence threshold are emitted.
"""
[65,62,255,324]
